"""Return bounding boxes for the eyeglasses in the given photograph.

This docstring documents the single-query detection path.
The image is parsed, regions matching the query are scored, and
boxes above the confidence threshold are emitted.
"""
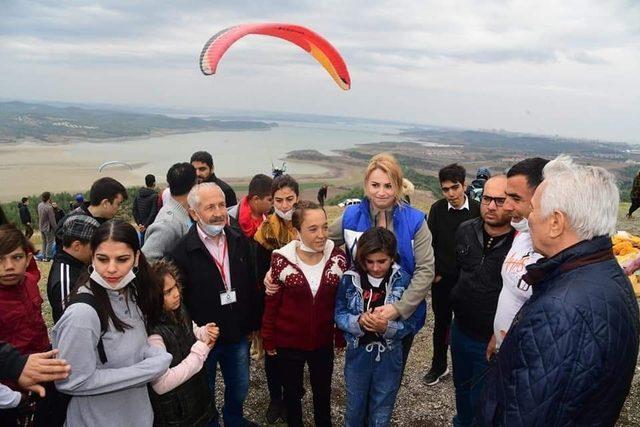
[481,195,506,207]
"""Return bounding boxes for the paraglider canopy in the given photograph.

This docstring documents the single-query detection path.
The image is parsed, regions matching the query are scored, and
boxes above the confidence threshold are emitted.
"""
[200,23,351,90]
[97,161,133,173]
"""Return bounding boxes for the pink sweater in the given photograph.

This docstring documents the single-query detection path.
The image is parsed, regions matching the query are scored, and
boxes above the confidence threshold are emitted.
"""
[147,323,211,394]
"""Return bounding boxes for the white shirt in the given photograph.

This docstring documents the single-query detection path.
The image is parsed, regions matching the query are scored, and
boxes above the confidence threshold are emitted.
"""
[448,195,469,211]
[494,230,542,347]
[298,257,326,297]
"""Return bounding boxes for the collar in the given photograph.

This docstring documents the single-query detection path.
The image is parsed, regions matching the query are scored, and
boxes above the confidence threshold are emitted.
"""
[522,236,614,288]
[448,195,469,211]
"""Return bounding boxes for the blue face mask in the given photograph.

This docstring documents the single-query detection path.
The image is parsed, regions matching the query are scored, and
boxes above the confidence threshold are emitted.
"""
[199,221,224,237]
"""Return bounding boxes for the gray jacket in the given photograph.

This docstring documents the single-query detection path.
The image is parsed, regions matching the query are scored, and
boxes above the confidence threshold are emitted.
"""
[53,286,172,426]
[37,201,57,232]
[142,197,192,261]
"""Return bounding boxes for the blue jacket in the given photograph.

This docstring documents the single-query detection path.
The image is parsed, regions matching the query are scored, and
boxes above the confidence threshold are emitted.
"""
[476,236,640,427]
[342,198,427,327]
[335,264,420,350]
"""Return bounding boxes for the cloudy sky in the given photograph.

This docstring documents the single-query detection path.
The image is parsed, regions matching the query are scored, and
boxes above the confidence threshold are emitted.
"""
[1,0,639,142]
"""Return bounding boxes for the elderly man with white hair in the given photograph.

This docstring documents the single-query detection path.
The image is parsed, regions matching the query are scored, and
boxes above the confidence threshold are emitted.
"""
[476,155,640,427]
[170,182,261,427]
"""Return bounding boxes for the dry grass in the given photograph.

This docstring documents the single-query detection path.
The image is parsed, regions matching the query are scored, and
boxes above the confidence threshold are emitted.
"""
[32,198,639,426]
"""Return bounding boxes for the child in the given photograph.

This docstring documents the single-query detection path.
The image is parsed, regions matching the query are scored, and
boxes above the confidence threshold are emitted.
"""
[147,259,220,427]
[0,224,55,426]
[335,227,420,427]
[228,174,273,238]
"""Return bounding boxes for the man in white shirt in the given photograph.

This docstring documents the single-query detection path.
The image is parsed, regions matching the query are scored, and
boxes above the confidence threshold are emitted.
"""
[487,157,549,360]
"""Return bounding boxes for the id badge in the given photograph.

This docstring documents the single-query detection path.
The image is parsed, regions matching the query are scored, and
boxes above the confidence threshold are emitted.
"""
[220,289,237,305]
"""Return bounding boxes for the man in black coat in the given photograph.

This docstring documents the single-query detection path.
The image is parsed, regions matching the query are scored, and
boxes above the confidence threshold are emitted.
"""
[171,182,259,427]
[132,174,159,245]
[190,151,238,208]
[18,198,33,239]
[448,175,514,427]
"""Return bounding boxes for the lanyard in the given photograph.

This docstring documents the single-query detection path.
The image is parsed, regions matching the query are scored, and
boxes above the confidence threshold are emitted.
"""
[211,238,228,290]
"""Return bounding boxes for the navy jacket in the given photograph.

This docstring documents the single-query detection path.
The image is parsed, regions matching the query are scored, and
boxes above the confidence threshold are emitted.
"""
[476,237,640,426]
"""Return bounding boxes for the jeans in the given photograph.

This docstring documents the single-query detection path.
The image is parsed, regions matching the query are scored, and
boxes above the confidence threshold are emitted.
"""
[41,230,55,259]
[344,342,403,427]
[265,352,283,401]
[430,274,456,372]
[279,346,334,427]
[451,321,489,427]
[205,338,250,427]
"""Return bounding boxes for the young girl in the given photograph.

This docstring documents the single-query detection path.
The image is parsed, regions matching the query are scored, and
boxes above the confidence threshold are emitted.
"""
[335,227,420,427]
[53,220,172,426]
[253,174,299,423]
[261,200,347,427]
[147,259,220,427]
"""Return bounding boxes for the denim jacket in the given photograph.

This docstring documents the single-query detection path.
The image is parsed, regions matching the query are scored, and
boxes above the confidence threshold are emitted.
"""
[335,264,420,351]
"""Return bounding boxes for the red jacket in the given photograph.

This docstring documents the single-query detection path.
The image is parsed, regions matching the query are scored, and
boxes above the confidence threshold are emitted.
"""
[0,266,50,357]
[262,240,347,352]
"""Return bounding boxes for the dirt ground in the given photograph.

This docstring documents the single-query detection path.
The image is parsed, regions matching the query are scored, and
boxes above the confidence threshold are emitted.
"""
[32,197,640,426]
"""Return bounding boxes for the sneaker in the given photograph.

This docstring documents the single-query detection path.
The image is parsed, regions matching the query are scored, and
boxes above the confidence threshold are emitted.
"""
[265,399,282,424]
[423,367,450,386]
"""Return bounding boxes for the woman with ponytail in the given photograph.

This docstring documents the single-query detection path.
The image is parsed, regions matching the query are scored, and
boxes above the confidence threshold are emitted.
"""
[261,201,347,427]
[52,220,171,426]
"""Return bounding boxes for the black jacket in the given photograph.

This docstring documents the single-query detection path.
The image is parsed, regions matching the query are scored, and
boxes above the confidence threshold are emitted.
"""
[0,341,27,382]
[132,187,159,227]
[450,218,514,341]
[18,203,32,225]
[148,311,214,427]
[47,250,85,323]
[170,225,260,344]
[205,174,237,208]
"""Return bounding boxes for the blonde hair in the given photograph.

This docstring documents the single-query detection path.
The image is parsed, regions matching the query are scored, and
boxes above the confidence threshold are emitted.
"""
[364,153,404,204]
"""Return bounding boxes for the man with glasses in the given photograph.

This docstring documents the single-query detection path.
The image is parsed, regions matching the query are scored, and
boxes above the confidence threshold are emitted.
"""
[423,164,480,386]
[448,175,515,427]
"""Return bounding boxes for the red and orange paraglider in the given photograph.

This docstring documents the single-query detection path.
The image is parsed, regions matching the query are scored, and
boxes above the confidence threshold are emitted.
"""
[199,23,351,90]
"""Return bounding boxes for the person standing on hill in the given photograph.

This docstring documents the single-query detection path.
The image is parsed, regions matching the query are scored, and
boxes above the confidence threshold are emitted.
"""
[317,185,328,207]
[55,177,128,250]
[228,174,273,239]
[422,164,480,387]
[142,163,197,262]
[37,191,57,262]
[190,151,238,208]
[18,197,33,239]
[626,170,640,218]
[132,174,159,246]
[449,176,514,427]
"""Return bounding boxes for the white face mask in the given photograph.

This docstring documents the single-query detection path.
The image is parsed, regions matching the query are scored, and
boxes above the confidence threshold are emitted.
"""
[274,208,293,221]
[511,217,530,233]
[90,267,136,291]
[297,231,322,253]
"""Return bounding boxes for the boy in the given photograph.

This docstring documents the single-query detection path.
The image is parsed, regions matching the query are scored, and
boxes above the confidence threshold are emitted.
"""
[229,174,274,239]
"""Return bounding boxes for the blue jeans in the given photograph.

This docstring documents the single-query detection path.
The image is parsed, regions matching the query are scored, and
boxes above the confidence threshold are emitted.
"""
[205,338,250,427]
[451,321,489,427]
[344,341,403,427]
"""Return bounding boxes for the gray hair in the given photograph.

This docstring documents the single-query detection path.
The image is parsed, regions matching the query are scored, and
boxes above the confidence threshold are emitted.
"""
[540,155,618,240]
[187,182,223,210]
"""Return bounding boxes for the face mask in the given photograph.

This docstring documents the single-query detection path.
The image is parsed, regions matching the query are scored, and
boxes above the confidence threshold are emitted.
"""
[297,231,322,253]
[274,208,293,221]
[90,267,136,291]
[197,217,224,237]
[511,217,530,233]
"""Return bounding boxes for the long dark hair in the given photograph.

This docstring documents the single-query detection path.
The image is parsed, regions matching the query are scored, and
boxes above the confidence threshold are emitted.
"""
[70,220,162,332]
[149,259,185,327]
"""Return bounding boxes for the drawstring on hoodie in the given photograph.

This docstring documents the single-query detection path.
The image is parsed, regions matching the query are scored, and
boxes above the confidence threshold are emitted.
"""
[365,342,386,362]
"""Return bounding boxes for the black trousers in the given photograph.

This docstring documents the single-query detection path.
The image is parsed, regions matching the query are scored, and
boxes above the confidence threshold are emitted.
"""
[265,352,283,401]
[629,198,640,217]
[430,274,456,371]
[279,346,334,427]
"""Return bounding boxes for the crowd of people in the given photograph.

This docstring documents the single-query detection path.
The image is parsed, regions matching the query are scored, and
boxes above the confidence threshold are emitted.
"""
[0,149,638,427]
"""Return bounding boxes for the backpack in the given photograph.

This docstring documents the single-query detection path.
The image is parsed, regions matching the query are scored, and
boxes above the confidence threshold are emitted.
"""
[57,292,109,424]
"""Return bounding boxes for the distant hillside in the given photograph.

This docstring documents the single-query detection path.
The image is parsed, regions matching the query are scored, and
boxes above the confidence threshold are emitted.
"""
[0,101,274,142]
